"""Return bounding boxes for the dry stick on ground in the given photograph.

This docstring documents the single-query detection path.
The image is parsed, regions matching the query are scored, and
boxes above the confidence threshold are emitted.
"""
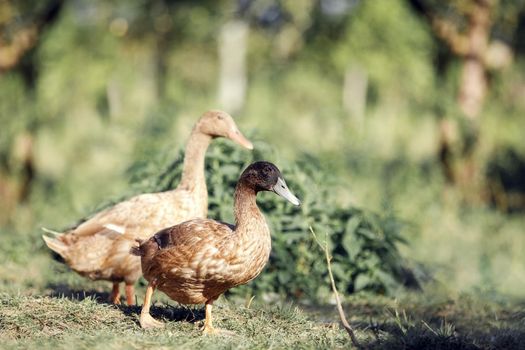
[309,226,362,349]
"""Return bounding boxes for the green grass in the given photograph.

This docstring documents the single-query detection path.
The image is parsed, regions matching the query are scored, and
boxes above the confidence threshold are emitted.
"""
[0,230,523,349]
[0,294,348,349]
[0,241,524,349]
[1,289,524,349]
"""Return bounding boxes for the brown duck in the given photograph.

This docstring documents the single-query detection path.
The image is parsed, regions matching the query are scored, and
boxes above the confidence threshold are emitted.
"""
[132,161,300,333]
[42,110,253,305]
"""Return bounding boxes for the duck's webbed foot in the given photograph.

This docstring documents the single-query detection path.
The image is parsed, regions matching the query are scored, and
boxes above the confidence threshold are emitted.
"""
[140,313,165,329]
[202,324,235,336]
[139,282,164,329]
[202,322,216,335]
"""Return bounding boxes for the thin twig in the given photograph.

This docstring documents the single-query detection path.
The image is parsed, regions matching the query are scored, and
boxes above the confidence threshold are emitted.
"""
[309,226,362,349]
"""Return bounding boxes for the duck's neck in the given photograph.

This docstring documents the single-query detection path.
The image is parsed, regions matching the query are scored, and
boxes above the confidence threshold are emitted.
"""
[232,181,272,284]
[233,182,267,234]
[177,130,211,198]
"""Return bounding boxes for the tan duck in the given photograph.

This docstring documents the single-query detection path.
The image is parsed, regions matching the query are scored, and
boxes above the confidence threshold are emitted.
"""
[42,110,253,305]
[132,161,300,333]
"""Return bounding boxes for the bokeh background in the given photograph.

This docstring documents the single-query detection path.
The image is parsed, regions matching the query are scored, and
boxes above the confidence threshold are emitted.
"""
[1,0,525,302]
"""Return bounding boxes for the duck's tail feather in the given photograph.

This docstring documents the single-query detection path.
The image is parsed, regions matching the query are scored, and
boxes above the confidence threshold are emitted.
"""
[41,227,63,237]
[130,239,144,257]
[42,235,68,259]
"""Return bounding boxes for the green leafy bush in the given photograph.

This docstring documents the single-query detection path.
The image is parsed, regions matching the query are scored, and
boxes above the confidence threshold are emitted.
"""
[128,138,414,300]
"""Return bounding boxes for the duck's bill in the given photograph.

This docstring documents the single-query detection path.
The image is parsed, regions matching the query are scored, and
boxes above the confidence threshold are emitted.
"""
[272,177,301,206]
[229,130,254,150]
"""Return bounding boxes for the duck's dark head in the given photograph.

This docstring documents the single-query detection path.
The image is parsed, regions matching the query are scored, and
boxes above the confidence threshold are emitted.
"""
[240,161,300,206]
[196,110,253,150]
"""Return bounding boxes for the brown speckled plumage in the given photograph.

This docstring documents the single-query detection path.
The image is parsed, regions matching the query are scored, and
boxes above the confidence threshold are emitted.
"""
[42,110,253,305]
[133,161,300,333]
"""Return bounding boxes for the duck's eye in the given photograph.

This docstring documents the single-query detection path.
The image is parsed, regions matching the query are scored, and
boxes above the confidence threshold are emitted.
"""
[217,115,224,120]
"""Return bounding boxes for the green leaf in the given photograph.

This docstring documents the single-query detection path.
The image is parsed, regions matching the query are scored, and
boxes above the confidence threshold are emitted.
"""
[341,216,362,259]
[354,273,371,291]
[342,231,362,260]
[330,262,348,282]
[357,228,377,240]
[277,271,291,284]
[345,215,361,235]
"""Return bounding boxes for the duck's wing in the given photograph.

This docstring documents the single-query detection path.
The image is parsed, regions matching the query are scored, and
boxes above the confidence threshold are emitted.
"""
[152,219,233,250]
[139,219,232,268]
[70,192,169,238]
[143,220,247,284]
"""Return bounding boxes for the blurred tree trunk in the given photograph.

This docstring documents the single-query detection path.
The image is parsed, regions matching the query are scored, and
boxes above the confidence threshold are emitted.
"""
[457,0,492,120]
[413,0,501,199]
[153,29,172,100]
[218,20,248,114]
[343,64,368,131]
[0,0,63,224]
[451,0,493,198]
[0,0,63,75]
[0,25,39,73]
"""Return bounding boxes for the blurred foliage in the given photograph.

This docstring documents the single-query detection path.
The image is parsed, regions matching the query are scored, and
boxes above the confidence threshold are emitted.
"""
[332,0,434,104]
[128,139,412,299]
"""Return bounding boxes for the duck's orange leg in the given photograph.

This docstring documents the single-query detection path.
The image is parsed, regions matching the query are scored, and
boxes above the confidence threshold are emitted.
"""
[109,282,121,304]
[202,299,234,335]
[202,300,215,334]
[125,283,135,305]
[139,282,164,329]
